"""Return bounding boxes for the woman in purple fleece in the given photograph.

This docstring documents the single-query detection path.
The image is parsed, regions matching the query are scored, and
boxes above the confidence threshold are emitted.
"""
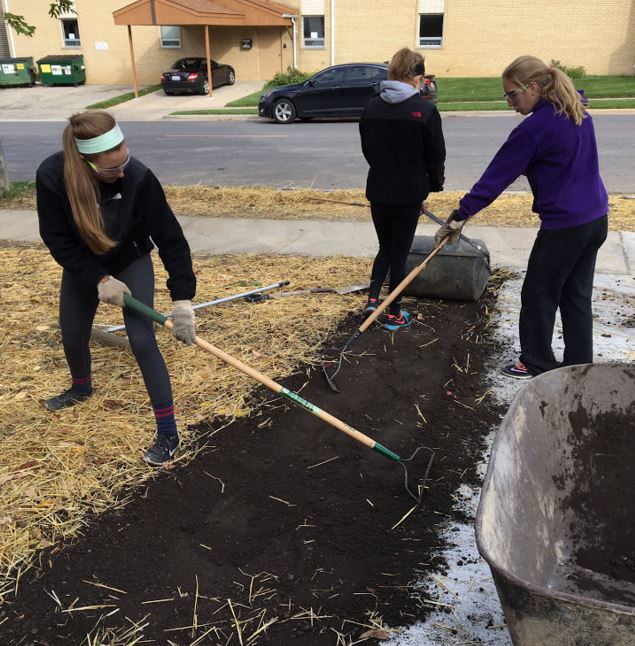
[435,55,608,379]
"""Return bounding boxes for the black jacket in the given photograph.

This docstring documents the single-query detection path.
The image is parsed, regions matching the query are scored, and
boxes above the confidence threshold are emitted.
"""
[359,92,446,205]
[36,152,196,301]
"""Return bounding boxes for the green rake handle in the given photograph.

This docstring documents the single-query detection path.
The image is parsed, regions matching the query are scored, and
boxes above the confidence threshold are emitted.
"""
[123,293,401,462]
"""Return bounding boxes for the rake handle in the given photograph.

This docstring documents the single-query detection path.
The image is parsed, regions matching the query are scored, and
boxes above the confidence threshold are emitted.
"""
[122,294,401,462]
[359,237,448,333]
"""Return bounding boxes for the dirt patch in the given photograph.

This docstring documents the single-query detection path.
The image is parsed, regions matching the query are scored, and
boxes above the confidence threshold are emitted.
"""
[2,186,634,231]
[568,409,635,591]
[0,285,506,645]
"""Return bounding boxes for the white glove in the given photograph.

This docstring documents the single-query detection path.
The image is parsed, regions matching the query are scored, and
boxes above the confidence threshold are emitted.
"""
[434,210,465,247]
[171,300,196,345]
[97,275,131,307]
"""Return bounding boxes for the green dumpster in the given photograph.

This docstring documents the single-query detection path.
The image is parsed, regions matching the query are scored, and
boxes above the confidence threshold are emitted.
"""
[0,57,37,87]
[37,55,86,86]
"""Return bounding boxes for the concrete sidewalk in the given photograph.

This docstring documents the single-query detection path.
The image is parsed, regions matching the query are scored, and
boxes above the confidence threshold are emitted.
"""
[1,209,633,276]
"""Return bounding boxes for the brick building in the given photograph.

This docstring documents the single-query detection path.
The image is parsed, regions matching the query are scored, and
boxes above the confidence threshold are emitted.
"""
[2,0,634,84]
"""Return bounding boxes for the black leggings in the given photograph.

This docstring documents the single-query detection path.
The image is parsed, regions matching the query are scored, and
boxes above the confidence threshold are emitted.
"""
[519,215,608,375]
[369,203,421,315]
[59,254,172,405]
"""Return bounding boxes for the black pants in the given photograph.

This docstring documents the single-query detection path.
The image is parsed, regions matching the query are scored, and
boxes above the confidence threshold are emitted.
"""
[59,253,173,405]
[369,203,420,315]
[519,215,608,375]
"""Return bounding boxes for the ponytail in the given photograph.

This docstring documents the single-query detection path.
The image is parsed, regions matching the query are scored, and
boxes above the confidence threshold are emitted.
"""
[62,111,119,254]
[503,55,586,126]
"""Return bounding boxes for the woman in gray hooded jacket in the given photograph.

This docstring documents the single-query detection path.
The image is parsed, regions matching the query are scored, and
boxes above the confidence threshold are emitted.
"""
[359,47,446,330]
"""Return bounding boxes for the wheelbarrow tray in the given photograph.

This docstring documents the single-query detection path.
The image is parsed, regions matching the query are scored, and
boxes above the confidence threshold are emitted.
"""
[476,364,635,645]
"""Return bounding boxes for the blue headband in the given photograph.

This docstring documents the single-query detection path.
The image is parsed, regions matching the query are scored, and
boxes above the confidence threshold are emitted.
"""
[74,124,124,155]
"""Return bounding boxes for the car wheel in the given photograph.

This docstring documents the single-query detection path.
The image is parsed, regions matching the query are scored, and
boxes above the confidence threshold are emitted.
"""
[164,90,174,96]
[227,70,235,86]
[201,80,210,95]
[273,99,296,124]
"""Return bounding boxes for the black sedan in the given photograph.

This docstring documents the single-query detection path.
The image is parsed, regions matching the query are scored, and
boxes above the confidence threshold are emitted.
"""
[161,58,235,95]
[259,63,437,124]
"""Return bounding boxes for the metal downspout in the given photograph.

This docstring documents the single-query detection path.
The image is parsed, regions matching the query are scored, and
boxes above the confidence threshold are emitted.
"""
[330,0,334,66]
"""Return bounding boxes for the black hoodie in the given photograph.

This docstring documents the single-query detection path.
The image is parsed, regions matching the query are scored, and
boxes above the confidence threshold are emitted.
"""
[359,81,446,205]
[36,152,196,301]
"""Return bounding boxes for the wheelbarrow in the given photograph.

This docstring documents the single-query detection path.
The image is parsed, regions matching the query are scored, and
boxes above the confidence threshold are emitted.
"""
[476,363,635,645]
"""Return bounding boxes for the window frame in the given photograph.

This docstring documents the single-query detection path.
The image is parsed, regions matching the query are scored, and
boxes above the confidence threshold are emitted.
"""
[302,15,325,49]
[418,13,444,48]
[160,25,182,49]
[61,17,81,48]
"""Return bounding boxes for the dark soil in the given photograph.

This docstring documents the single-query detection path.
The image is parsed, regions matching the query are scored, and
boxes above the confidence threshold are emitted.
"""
[0,287,506,646]
[567,408,635,595]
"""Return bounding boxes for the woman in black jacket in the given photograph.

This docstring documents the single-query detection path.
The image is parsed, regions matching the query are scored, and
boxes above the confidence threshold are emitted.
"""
[36,110,196,466]
[359,47,446,330]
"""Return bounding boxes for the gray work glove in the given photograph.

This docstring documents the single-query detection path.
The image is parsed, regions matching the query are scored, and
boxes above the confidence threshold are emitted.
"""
[97,275,131,307]
[171,300,196,345]
[434,209,465,247]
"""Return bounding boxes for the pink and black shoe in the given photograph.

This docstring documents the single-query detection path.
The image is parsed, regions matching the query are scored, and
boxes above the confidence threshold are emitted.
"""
[360,297,379,322]
[499,361,533,380]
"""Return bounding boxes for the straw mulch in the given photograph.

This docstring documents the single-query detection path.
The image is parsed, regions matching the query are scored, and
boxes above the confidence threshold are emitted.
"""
[3,186,634,230]
[0,244,369,598]
[162,187,635,232]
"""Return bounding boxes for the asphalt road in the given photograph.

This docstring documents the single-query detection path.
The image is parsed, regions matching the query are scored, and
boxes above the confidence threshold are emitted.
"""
[1,114,633,192]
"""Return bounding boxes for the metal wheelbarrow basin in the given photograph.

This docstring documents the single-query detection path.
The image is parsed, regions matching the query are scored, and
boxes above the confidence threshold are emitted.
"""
[476,363,635,645]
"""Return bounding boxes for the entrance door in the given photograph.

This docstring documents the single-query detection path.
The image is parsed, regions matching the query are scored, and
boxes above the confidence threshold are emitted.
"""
[258,28,282,81]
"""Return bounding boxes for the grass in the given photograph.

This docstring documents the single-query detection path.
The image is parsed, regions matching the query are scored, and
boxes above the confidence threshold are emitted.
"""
[209,74,635,113]
[225,88,266,107]
[171,108,258,115]
[1,181,35,200]
[435,75,635,102]
[85,84,161,109]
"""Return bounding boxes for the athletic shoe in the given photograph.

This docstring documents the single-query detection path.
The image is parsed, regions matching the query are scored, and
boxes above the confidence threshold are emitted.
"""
[499,361,533,380]
[43,388,92,411]
[360,297,379,321]
[143,433,180,466]
[382,310,412,331]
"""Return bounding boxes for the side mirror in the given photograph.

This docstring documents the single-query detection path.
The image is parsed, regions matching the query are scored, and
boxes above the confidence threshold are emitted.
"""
[307,79,316,87]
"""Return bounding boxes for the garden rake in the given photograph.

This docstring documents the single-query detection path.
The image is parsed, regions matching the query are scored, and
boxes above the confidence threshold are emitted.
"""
[122,293,431,503]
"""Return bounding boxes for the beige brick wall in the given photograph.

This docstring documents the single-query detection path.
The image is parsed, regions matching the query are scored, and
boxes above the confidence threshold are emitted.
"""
[7,0,635,84]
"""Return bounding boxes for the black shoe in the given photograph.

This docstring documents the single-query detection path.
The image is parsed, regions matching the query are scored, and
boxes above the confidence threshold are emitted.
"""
[143,433,180,466]
[43,388,92,411]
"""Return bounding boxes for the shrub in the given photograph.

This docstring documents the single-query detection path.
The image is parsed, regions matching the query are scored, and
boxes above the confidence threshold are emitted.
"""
[549,59,587,79]
[265,67,312,88]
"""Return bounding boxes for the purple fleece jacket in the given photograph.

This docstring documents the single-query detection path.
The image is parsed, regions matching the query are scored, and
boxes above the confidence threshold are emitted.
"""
[456,100,608,229]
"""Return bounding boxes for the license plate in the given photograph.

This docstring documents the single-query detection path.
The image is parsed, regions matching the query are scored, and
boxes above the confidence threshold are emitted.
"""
[171,75,181,81]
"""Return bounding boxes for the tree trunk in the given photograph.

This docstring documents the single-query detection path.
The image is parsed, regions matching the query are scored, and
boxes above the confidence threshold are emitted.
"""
[0,141,9,195]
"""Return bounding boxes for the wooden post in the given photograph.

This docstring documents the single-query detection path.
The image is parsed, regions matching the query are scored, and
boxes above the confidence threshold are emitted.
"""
[204,25,212,97]
[127,25,139,98]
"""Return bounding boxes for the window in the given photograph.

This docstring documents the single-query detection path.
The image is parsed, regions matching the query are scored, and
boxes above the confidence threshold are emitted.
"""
[313,67,345,84]
[347,66,386,82]
[303,16,324,48]
[160,26,181,48]
[61,18,81,47]
[419,13,443,47]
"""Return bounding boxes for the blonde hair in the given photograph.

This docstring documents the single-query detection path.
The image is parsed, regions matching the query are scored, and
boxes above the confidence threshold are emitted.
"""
[388,48,425,85]
[503,55,585,126]
[62,110,123,254]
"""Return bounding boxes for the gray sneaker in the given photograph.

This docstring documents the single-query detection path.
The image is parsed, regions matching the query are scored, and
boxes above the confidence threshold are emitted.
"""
[43,388,92,411]
[143,433,180,466]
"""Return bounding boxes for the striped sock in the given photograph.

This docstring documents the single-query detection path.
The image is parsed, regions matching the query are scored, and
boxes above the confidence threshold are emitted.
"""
[71,375,93,395]
[153,401,177,437]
